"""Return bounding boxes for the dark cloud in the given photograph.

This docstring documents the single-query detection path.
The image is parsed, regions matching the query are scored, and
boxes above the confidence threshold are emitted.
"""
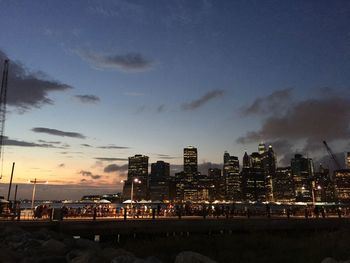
[38,140,61,144]
[32,127,86,139]
[74,94,100,104]
[104,163,128,173]
[156,104,165,113]
[0,50,72,111]
[77,50,152,72]
[181,89,224,110]
[240,88,293,116]
[98,145,129,149]
[95,157,128,161]
[58,163,65,168]
[81,144,92,147]
[79,170,102,180]
[2,136,58,148]
[155,154,179,160]
[237,90,350,153]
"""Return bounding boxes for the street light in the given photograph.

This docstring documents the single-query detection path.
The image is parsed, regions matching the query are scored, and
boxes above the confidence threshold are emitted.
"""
[28,178,48,211]
[121,178,141,218]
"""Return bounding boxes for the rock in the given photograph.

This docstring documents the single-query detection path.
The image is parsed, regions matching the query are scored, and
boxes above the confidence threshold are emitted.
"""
[22,239,42,251]
[175,251,217,263]
[41,239,67,255]
[321,258,338,263]
[102,248,134,261]
[111,255,144,263]
[0,247,19,263]
[76,238,100,251]
[70,250,107,263]
[145,256,163,263]
[36,255,67,263]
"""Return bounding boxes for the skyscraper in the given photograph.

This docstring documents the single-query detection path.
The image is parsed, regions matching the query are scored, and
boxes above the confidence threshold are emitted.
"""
[334,169,350,203]
[223,152,241,201]
[184,146,198,178]
[123,154,149,200]
[150,161,170,179]
[291,154,314,202]
[346,152,350,169]
[261,145,276,201]
[149,161,170,201]
[273,167,295,202]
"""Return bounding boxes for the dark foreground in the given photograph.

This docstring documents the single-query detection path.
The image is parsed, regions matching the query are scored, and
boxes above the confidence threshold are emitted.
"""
[1,218,350,262]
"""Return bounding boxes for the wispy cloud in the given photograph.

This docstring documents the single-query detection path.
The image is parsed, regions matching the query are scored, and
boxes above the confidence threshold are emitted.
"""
[81,144,92,147]
[32,127,86,139]
[95,157,128,161]
[156,104,165,113]
[98,145,129,149]
[74,94,100,104]
[76,50,152,72]
[104,163,128,173]
[181,89,224,110]
[58,163,65,168]
[3,137,59,148]
[1,49,72,112]
[79,170,102,180]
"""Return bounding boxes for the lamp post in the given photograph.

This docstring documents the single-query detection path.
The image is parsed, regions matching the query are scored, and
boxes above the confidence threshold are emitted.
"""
[28,178,48,211]
[121,178,141,218]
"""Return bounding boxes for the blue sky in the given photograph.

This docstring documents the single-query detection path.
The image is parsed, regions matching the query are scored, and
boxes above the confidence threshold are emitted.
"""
[0,0,350,199]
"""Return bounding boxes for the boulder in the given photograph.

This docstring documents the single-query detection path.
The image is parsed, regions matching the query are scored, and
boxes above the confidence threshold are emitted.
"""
[111,255,144,263]
[41,239,67,255]
[76,238,100,251]
[102,247,134,261]
[175,251,217,263]
[321,258,338,263]
[0,247,19,263]
[36,255,67,263]
[70,250,107,263]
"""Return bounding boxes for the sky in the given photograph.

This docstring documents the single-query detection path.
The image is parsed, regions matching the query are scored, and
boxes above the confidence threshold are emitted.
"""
[0,0,350,199]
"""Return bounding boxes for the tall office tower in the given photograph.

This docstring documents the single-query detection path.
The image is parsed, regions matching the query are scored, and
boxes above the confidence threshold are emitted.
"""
[123,154,149,200]
[313,164,335,203]
[243,151,252,168]
[242,152,266,202]
[184,146,198,176]
[223,152,241,201]
[149,161,170,201]
[291,154,314,202]
[258,142,266,155]
[208,168,225,200]
[150,161,170,179]
[346,152,350,169]
[334,169,350,203]
[273,167,295,202]
[262,145,276,201]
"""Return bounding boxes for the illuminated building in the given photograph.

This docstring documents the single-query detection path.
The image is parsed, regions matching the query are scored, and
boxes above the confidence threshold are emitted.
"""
[291,154,314,202]
[334,169,350,203]
[223,152,241,201]
[149,161,170,201]
[261,145,276,201]
[242,152,266,202]
[123,154,149,200]
[184,146,198,178]
[208,168,225,200]
[273,167,295,202]
[346,152,350,169]
[313,164,335,203]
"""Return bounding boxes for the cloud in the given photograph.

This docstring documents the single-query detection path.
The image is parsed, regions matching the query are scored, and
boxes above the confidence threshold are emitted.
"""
[38,140,62,144]
[237,90,350,154]
[124,92,144,97]
[104,163,128,173]
[156,104,165,113]
[58,163,65,168]
[32,127,86,139]
[0,50,72,111]
[98,145,129,149]
[74,94,100,104]
[181,89,224,110]
[240,88,293,116]
[95,157,128,161]
[79,170,102,180]
[77,50,152,72]
[81,144,92,147]
[155,154,179,160]
[2,137,58,148]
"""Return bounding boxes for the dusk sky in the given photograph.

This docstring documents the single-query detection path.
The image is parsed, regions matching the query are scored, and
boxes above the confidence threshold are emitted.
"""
[0,0,350,199]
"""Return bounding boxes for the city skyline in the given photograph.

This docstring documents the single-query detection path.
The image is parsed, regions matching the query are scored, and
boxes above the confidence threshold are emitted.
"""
[0,1,350,199]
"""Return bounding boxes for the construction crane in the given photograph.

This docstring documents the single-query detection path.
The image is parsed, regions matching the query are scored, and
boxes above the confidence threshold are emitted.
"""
[323,140,342,170]
[0,59,9,179]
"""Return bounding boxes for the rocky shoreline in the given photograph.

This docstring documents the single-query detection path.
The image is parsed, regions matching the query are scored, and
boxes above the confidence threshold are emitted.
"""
[0,226,217,263]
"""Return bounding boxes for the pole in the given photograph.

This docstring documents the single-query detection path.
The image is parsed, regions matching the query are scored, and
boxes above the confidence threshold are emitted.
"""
[13,184,18,210]
[31,178,37,211]
[7,162,15,200]
[130,180,134,218]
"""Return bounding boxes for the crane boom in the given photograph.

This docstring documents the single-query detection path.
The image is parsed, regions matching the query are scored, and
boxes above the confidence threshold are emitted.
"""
[0,59,9,179]
[323,140,342,170]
